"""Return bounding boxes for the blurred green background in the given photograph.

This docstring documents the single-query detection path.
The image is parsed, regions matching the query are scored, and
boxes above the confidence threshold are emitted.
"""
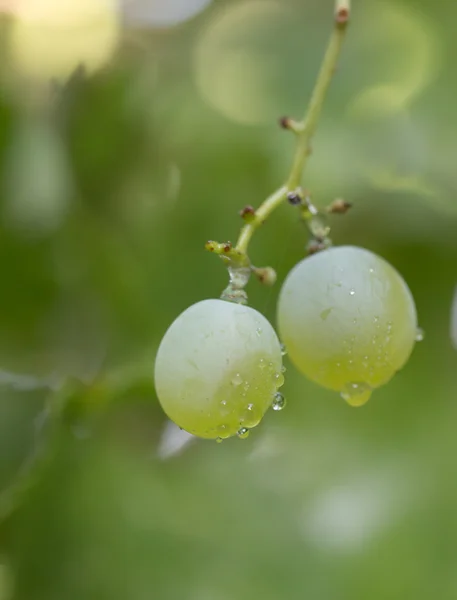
[0,0,457,598]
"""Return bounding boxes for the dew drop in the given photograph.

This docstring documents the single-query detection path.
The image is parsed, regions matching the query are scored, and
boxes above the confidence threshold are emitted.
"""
[217,424,230,438]
[231,373,243,386]
[340,382,372,407]
[258,358,266,370]
[273,372,285,388]
[256,327,262,337]
[415,328,424,342]
[237,427,250,439]
[272,392,286,411]
[242,403,260,427]
[280,343,287,356]
[280,365,287,373]
[220,399,230,416]
[349,289,355,296]
[369,268,375,274]
[216,437,223,444]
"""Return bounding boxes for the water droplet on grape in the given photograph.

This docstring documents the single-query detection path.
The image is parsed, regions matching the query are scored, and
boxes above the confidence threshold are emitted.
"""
[349,289,355,296]
[280,343,287,356]
[272,392,286,411]
[231,373,243,386]
[243,382,250,392]
[237,427,250,439]
[353,318,357,324]
[273,372,285,388]
[220,399,230,416]
[216,437,223,444]
[258,359,266,369]
[280,365,287,373]
[369,268,375,274]
[340,382,372,407]
[373,316,379,323]
[256,327,262,336]
[415,328,424,342]
[217,424,230,438]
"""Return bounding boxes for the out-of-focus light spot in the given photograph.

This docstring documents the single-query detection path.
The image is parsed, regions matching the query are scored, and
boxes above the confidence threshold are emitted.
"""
[123,0,212,28]
[2,118,73,235]
[7,0,120,82]
[302,472,409,553]
[193,0,286,125]
[348,2,441,118]
[157,420,195,459]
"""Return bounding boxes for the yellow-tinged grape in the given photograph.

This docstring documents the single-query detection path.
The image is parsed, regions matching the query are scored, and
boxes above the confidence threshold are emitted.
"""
[277,246,418,404]
[154,299,284,439]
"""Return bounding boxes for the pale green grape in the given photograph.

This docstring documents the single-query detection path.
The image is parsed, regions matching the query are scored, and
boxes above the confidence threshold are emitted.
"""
[277,246,418,406]
[154,299,284,439]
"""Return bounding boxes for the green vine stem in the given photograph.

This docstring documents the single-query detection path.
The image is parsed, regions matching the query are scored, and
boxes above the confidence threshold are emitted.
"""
[207,0,350,297]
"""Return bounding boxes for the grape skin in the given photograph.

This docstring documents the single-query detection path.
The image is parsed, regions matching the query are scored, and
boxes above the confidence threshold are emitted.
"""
[277,246,418,400]
[154,299,283,439]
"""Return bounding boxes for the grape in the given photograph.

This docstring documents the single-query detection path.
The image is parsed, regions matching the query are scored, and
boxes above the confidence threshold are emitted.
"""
[277,246,418,406]
[154,299,284,439]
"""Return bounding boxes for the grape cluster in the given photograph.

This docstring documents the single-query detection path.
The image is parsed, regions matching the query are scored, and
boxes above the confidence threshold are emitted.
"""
[154,246,418,439]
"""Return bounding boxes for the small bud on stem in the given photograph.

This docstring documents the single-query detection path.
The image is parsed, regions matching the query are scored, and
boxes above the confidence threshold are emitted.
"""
[327,198,352,214]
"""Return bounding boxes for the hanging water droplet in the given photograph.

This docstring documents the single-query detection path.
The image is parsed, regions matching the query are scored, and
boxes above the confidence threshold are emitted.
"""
[216,437,223,444]
[340,382,372,407]
[231,373,243,386]
[349,289,355,296]
[415,328,424,342]
[272,392,286,411]
[280,343,287,356]
[237,427,250,439]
